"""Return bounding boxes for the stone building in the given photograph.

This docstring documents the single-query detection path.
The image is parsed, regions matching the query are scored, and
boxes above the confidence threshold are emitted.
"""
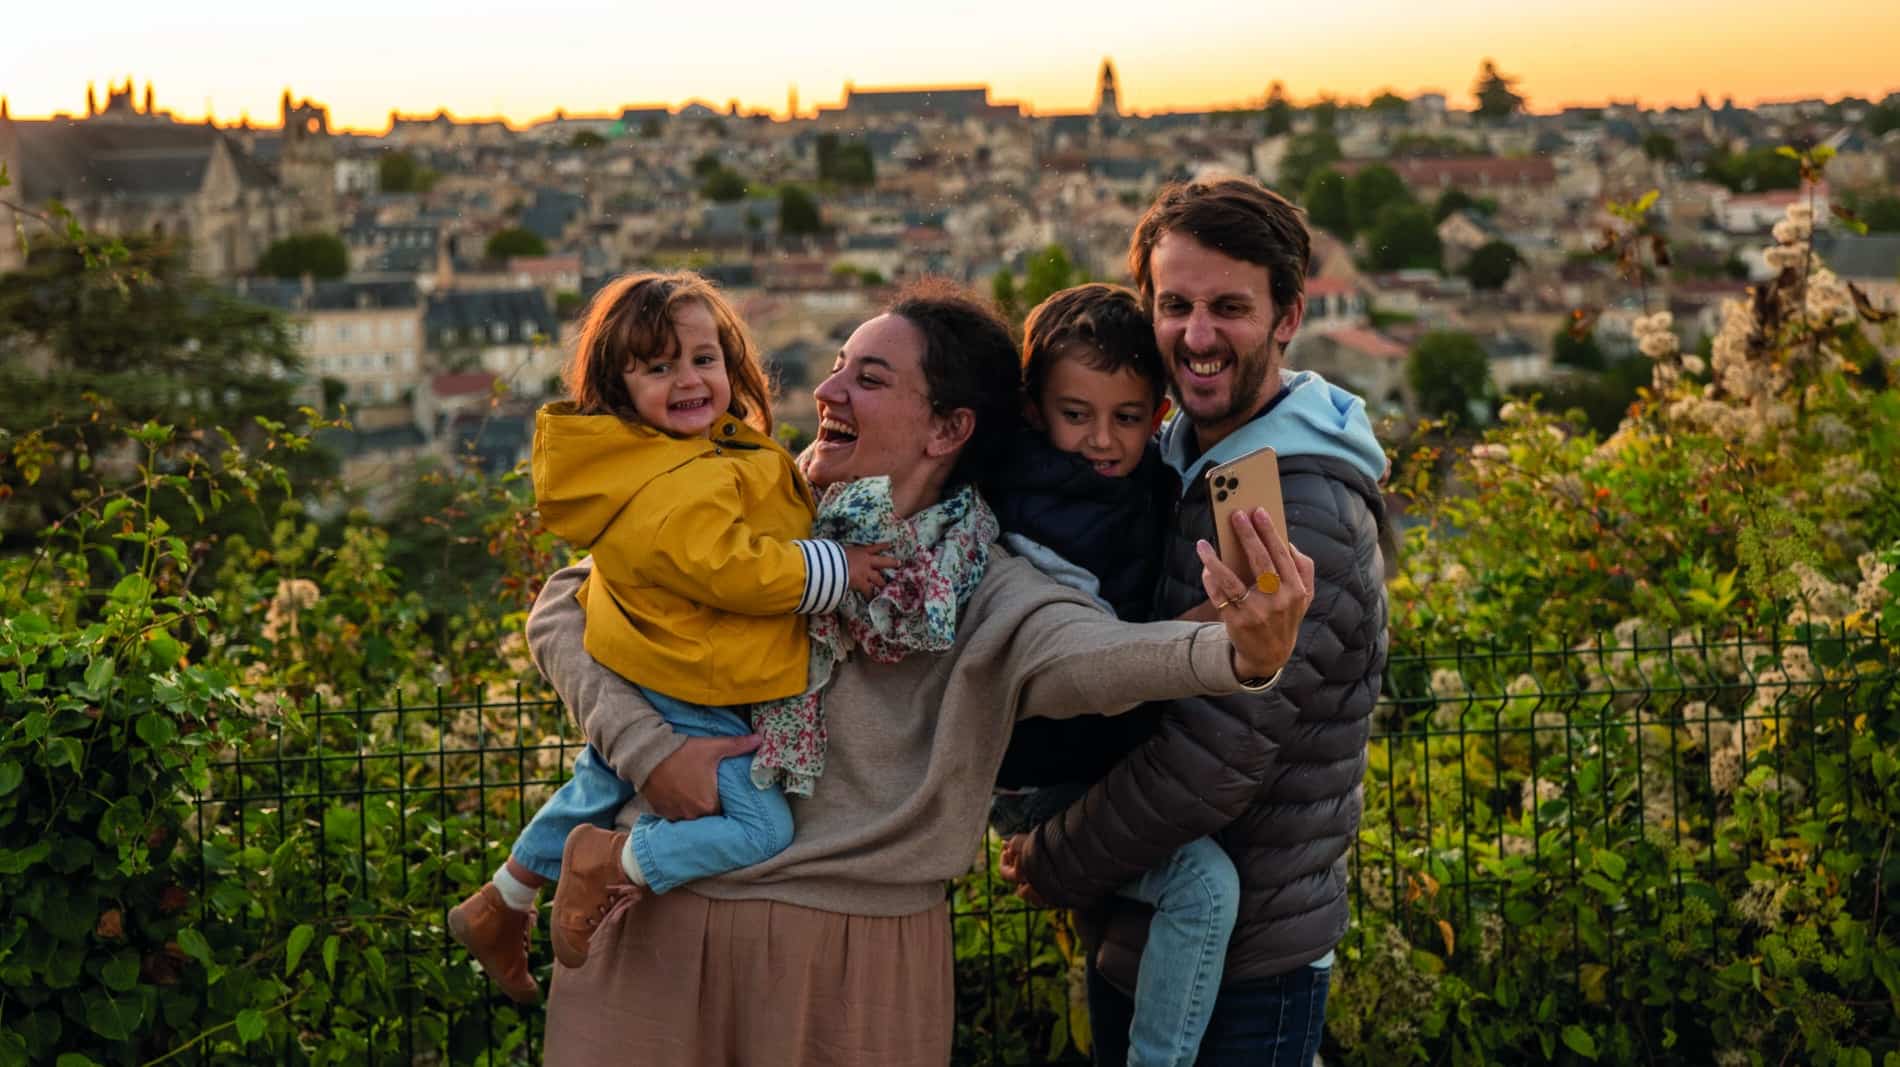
[0,82,292,276]
[236,278,425,408]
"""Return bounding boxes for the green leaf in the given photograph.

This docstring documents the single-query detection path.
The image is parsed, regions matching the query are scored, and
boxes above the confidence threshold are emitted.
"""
[81,656,116,697]
[134,713,178,748]
[176,927,213,967]
[101,953,140,992]
[0,762,22,798]
[45,737,83,772]
[1776,146,1802,159]
[235,1009,265,1044]
[100,499,132,523]
[55,1056,101,1067]
[1562,1024,1599,1059]
[322,934,339,981]
[1595,849,1627,880]
[286,923,315,974]
[83,990,144,1041]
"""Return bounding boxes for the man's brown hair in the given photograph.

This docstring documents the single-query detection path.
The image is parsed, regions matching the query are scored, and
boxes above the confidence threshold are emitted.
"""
[564,271,774,434]
[1127,177,1311,319]
[1021,283,1166,407]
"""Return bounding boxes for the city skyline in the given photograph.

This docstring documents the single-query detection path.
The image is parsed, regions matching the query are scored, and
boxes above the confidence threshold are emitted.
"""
[5,0,1898,132]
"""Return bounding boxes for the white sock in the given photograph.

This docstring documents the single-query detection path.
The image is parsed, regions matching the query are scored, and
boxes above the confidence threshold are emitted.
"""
[492,864,539,912]
[618,836,650,887]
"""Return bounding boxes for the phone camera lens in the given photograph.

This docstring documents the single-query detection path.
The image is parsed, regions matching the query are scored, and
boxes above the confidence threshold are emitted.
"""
[1215,490,1228,502]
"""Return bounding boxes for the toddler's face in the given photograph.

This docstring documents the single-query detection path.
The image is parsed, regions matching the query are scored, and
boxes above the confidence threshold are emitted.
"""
[1030,354,1158,478]
[623,300,732,438]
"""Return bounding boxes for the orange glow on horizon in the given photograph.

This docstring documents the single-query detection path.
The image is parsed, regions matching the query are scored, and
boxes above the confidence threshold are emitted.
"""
[4,1,1896,134]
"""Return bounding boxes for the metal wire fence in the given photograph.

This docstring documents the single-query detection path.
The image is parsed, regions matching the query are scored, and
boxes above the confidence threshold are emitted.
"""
[189,621,1897,1065]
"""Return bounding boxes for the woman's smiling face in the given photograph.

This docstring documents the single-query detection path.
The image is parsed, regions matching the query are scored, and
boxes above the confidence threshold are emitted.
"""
[806,313,938,489]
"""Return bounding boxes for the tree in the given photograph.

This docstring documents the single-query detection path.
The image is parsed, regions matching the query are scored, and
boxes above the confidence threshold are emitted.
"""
[1265,81,1293,137]
[377,151,436,194]
[1308,98,1340,133]
[1852,194,1900,233]
[1866,102,1900,137]
[1368,90,1409,117]
[1278,131,1342,198]
[257,233,348,281]
[1704,147,1801,192]
[1365,203,1442,271]
[1552,324,1607,371]
[692,152,723,178]
[1303,169,1352,236]
[1463,240,1520,291]
[1641,131,1678,164]
[1021,245,1080,310]
[991,269,1020,321]
[484,227,547,259]
[779,185,823,236]
[701,166,748,202]
[1346,164,1412,234]
[1434,187,1477,223]
[816,134,875,186]
[569,130,607,150]
[0,235,315,532]
[1407,331,1493,419]
[1472,59,1525,120]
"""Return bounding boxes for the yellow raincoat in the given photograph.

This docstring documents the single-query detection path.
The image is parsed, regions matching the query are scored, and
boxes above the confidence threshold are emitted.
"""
[531,403,820,706]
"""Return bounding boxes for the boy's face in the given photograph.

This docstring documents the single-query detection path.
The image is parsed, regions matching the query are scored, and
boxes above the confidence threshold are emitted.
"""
[1029,353,1159,479]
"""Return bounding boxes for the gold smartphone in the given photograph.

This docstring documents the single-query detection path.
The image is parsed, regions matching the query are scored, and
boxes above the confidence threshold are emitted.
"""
[1205,447,1287,576]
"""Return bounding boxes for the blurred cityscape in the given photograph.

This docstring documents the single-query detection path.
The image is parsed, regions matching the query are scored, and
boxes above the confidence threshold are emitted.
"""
[3,61,1896,495]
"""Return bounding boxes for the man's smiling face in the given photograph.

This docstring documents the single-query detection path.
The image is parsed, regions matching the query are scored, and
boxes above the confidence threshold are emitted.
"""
[1149,231,1302,450]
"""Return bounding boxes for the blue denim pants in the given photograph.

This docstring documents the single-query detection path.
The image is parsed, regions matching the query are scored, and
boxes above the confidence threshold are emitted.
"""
[1113,838,1241,1067]
[509,687,793,894]
[1088,948,1332,1067]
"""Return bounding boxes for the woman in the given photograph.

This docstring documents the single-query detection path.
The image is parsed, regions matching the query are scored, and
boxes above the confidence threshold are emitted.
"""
[523,281,1315,1065]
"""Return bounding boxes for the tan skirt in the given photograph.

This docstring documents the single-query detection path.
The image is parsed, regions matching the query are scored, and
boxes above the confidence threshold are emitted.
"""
[542,890,953,1067]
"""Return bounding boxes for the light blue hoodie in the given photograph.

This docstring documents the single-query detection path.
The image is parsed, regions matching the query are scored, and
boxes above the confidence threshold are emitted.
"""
[1159,369,1388,494]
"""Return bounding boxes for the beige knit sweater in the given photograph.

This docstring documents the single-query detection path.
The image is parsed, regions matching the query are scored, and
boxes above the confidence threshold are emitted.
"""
[525,554,1244,917]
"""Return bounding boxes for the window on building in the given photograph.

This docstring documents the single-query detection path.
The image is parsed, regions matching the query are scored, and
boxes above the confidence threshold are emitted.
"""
[491,322,508,343]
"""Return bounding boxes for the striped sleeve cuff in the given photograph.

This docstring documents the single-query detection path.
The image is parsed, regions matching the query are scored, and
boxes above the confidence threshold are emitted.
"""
[793,539,849,614]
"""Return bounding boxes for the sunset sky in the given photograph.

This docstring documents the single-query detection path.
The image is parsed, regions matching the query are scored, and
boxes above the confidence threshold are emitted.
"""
[6,0,1898,132]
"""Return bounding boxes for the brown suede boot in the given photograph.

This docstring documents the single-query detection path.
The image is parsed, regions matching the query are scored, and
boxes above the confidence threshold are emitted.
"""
[448,883,541,1004]
[549,825,642,969]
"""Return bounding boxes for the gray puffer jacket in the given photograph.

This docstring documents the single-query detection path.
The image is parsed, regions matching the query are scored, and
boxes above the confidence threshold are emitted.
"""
[1017,370,1390,990]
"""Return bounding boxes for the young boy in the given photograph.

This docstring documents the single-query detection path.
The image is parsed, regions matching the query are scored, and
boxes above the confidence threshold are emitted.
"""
[985,283,1240,1067]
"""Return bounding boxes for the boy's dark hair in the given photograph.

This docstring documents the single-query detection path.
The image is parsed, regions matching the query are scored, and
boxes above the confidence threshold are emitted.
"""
[885,278,1023,488]
[1021,283,1166,407]
[1127,177,1311,323]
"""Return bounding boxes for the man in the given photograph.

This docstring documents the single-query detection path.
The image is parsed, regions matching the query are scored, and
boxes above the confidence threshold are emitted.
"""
[1002,177,1390,1065]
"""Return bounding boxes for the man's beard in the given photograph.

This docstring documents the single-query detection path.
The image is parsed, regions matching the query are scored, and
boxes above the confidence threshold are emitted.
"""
[1169,335,1279,431]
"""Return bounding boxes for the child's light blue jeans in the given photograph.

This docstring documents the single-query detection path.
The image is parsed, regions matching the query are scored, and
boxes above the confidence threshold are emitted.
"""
[1117,836,1242,1067]
[509,687,793,894]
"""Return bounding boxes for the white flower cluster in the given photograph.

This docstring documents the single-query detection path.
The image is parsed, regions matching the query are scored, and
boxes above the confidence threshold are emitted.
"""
[1854,552,1894,617]
[261,577,322,643]
[1632,310,1679,361]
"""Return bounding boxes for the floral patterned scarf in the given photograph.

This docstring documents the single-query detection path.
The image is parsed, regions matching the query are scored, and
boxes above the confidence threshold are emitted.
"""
[750,476,999,796]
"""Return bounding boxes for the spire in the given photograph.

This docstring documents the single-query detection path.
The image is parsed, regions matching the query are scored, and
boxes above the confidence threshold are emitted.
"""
[88,82,97,117]
[282,88,292,124]
[1096,58,1120,118]
[144,82,154,115]
[1,97,9,121]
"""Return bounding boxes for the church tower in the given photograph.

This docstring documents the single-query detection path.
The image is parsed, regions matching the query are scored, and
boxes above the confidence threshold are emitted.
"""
[281,89,339,232]
[1095,59,1120,119]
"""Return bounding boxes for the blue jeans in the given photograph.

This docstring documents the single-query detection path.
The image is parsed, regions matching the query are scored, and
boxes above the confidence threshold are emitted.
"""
[509,688,793,894]
[1088,948,1332,1067]
[1114,838,1241,1067]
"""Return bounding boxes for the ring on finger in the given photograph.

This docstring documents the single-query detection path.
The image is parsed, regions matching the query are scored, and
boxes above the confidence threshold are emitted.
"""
[1216,589,1253,611]
[1256,572,1281,595]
